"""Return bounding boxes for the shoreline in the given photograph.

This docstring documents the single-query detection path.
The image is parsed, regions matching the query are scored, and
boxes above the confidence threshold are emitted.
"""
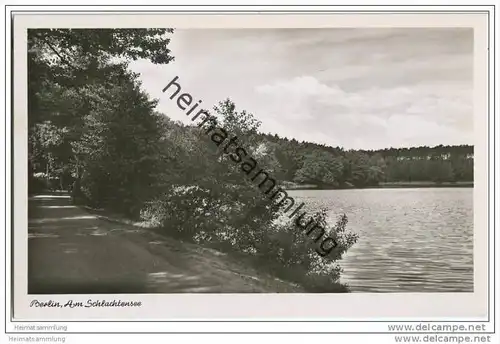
[80,202,350,293]
[284,181,474,191]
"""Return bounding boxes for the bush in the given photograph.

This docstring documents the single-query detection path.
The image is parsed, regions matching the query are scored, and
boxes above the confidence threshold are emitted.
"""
[254,208,358,290]
[141,185,236,240]
[141,184,359,292]
[140,183,279,248]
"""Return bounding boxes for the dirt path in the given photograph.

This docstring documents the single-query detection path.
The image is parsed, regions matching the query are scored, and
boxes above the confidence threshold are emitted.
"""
[28,194,302,294]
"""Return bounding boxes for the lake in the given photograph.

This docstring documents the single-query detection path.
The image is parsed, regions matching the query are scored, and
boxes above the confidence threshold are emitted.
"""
[287,188,474,293]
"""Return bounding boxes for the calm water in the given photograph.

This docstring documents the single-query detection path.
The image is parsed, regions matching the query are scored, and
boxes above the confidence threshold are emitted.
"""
[287,188,473,293]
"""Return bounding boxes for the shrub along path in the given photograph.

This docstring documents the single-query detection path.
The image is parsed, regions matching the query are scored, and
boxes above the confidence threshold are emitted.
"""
[28,194,303,294]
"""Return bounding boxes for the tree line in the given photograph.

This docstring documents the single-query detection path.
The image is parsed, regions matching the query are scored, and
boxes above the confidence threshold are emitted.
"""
[257,133,473,188]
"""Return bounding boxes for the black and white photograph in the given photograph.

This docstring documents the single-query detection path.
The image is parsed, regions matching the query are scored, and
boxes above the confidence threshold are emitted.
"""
[26,26,476,296]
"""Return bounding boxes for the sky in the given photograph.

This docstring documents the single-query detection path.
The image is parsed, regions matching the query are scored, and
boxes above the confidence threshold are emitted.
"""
[128,28,473,150]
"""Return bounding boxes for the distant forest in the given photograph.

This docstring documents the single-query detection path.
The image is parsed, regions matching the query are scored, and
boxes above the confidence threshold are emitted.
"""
[255,133,473,188]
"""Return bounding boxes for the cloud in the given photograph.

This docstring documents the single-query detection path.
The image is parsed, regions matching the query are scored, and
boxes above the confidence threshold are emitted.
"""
[253,74,472,149]
[129,28,473,150]
[256,76,342,97]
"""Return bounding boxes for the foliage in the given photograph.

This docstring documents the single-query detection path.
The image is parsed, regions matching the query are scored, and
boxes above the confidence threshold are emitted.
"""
[254,208,358,291]
[137,99,358,291]
[28,29,174,215]
[294,151,344,187]
[260,132,473,188]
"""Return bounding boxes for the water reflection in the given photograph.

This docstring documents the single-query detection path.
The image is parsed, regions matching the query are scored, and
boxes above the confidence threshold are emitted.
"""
[288,188,474,293]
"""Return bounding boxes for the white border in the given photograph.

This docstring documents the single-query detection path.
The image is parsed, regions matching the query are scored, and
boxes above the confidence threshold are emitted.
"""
[2,3,497,336]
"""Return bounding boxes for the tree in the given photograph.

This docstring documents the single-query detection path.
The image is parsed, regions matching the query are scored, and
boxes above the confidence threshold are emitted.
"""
[294,150,344,187]
[28,29,175,216]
